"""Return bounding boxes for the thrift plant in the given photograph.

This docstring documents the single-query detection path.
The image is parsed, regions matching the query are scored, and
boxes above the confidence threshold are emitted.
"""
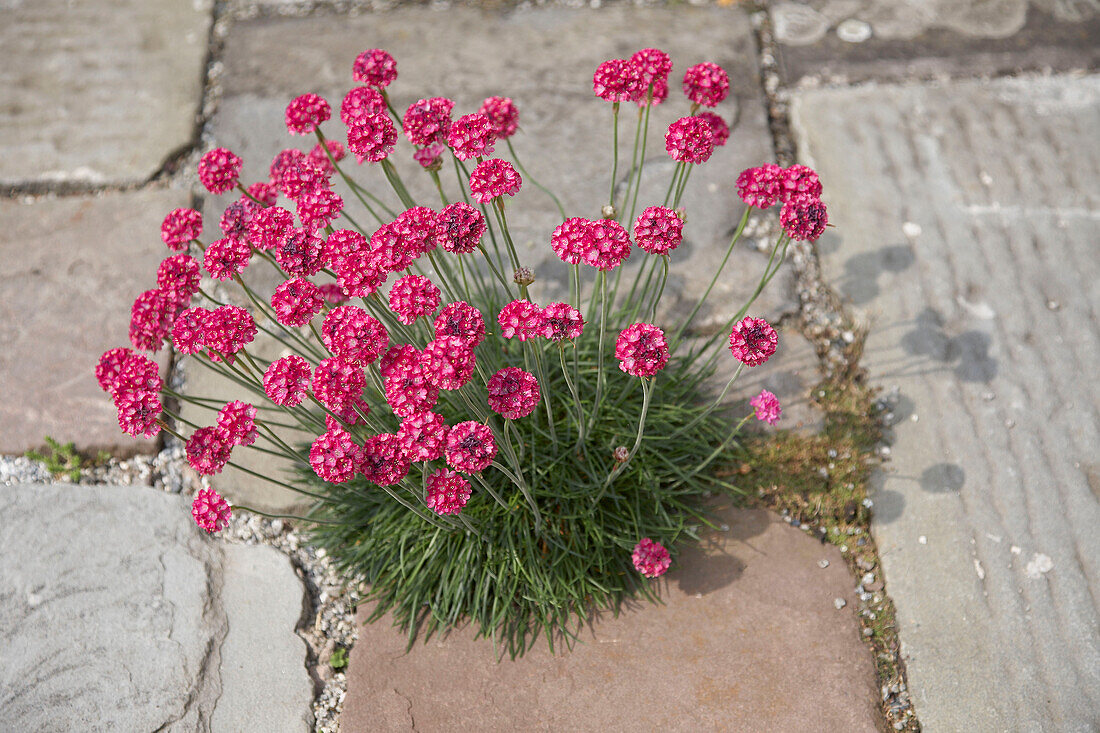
[96,47,828,656]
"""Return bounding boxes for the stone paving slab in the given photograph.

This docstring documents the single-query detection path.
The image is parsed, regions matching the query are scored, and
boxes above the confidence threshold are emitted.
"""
[770,0,1100,84]
[343,506,881,731]
[0,483,313,731]
[791,74,1100,730]
[0,0,213,187]
[0,190,186,456]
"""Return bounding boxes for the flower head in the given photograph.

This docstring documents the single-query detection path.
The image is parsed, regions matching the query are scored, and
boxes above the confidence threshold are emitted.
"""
[96,347,137,394]
[468,159,521,204]
[219,198,256,240]
[248,205,296,251]
[310,427,362,483]
[347,112,397,164]
[322,306,388,366]
[285,93,331,135]
[665,116,715,165]
[779,164,822,203]
[487,367,540,420]
[192,488,232,533]
[313,357,366,412]
[631,48,672,88]
[337,251,386,298]
[633,206,684,256]
[161,208,203,251]
[116,390,162,439]
[550,217,590,265]
[171,307,208,355]
[696,111,730,146]
[736,164,783,209]
[217,401,258,446]
[403,97,455,146]
[111,351,162,397]
[425,469,472,515]
[204,236,251,281]
[352,49,397,88]
[780,198,828,241]
[682,62,729,107]
[445,421,497,474]
[423,336,477,391]
[582,219,632,271]
[397,411,449,462]
[632,537,671,578]
[593,58,645,103]
[437,202,485,254]
[392,206,440,263]
[728,316,778,367]
[498,299,545,341]
[389,274,441,325]
[198,147,242,194]
[186,426,233,475]
[447,112,496,161]
[157,253,200,306]
[264,355,311,406]
[413,143,445,169]
[247,181,279,206]
[202,305,256,362]
[540,302,585,341]
[383,363,439,418]
[479,96,519,139]
[307,139,345,175]
[318,283,349,305]
[341,86,387,127]
[750,389,782,425]
[360,433,410,485]
[616,323,670,377]
[129,289,177,352]
[295,186,343,231]
[275,228,327,277]
[271,277,324,327]
[324,228,367,271]
[434,301,486,347]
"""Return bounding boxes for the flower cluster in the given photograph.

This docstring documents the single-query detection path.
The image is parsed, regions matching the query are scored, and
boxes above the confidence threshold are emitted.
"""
[737,163,829,241]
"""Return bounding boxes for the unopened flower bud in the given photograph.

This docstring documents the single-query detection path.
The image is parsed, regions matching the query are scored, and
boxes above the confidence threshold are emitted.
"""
[613,446,629,463]
[601,204,617,220]
[513,266,535,286]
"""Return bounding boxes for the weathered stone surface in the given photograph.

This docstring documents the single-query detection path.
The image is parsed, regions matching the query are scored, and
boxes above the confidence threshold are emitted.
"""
[792,75,1100,730]
[0,0,213,186]
[771,0,1100,84]
[0,190,185,456]
[213,543,313,733]
[343,506,881,731]
[0,483,224,731]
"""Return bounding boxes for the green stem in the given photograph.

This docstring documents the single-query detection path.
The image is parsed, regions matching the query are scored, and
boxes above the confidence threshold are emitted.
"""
[608,102,620,212]
[627,96,654,227]
[380,158,417,209]
[649,256,669,323]
[595,375,653,500]
[585,271,610,439]
[504,138,566,220]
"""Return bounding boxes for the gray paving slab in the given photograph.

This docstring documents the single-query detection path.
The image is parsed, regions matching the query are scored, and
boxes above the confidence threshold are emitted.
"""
[791,74,1100,731]
[0,190,185,456]
[0,0,213,187]
[770,0,1100,84]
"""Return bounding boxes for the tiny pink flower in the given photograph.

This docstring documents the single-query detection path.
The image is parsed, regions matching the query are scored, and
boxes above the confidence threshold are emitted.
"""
[129,289,177,352]
[157,253,201,306]
[633,206,683,256]
[306,140,346,176]
[296,186,344,231]
[112,352,162,397]
[498,299,544,341]
[539,302,584,341]
[310,427,363,483]
[219,198,257,240]
[352,49,397,88]
[392,206,440,263]
[379,344,423,381]
[413,143,445,169]
[318,283,349,305]
[550,217,591,265]
[632,537,671,578]
[322,306,389,366]
[264,355,311,406]
[116,390,162,439]
[336,251,386,298]
[186,426,233,475]
[389,274,441,325]
[161,208,202,251]
[192,488,232,533]
[750,389,782,425]
[198,147,243,195]
[780,198,828,241]
[248,205,296,251]
[779,164,823,203]
[95,347,137,394]
[682,62,729,107]
[728,316,778,367]
[478,96,519,139]
[275,228,327,277]
[269,148,306,187]
[271,277,324,327]
[341,86,387,127]
[203,236,251,281]
[217,400,258,446]
[286,93,331,135]
[425,469,472,515]
[665,116,715,165]
[327,397,370,430]
[631,48,672,88]
[383,366,439,418]
[582,219,632,271]
[736,164,783,209]
[437,202,485,254]
[447,112,496,161]
[202,305,257,362]
[246,181,278,206]
[616,323,670,377]
[423,336,477,391]
[403,97,455,146]
[593,58,645,103]
[347,112,397,164]
[313,357,366,412]
[434,301,486,347]
[468,159,521,204]
[696,111,730,146]
[360,433,410,485]
[487,367,540,420]
[324,228,367,271]
[445,421,497,474]
[171,307,208,355]
[397,411,449,462]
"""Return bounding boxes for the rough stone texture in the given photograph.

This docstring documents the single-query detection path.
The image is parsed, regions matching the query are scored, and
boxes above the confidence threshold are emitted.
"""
[791,75,1100,731]
[0,190,184,456]
[0,483,224,731]
[213,543,314,733]
[0,0,213,186]
[770,0,1100,84]
[343,506,881,731]
[208,5,782,329]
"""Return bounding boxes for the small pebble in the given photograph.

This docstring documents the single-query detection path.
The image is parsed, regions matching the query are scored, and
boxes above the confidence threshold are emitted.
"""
[836,18,873,42]
[863,627,873,637]
[834,597,847,610]
[918,535,927,544]
[818,559,830,569]
[862,572,875,586]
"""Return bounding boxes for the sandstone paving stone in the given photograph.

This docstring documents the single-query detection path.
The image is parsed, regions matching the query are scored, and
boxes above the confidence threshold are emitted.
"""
[0,189,186,456]
[770,0,1100,84]
[342,506,882,732]
[0,0,213,186]
[791,74,1100,730]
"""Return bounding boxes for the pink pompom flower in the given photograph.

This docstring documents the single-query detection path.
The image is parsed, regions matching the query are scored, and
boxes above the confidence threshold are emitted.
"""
[318,283,349,305]
[219,199,256,240]
[323,228,367,271]
[540,302,585,341]
[736,164,783,209]
[129,289,177,353]
[313,357,366,412]
[202,305,256,362]
[632,48,672,88]
[186,426,233,475]
[447,112,496,161]
[171,307,208,355]
[360,433,411,486]
[198,148,242,195]
[397,411,449,462]
[437,202,485,254]
[161,208,203,251]
[434,301,486,347]
[264,355,311,406]
[271,277,324,327]
[96,347,137,394]
[157,253,201,306]
[750,389,782,425]
[479,96,519,139]
[425,469,472,515]
[665,116,715,165]
[275,228,327,277]
[498,299,545,341]
[248,205,296,251]
[310,427,363,483]
[246,180,279,206]
[550,217,591,265]
[582,219,632,271]
[322,306,389,366]
[341,86,387,127]
[347,112,397,164]
[337,251,386,298]
[203,237,251,281]
[116,390,163,439]
[286,93,330,135]
[384,363,439,418]
[779,164,822,203]
[696,111,730,146]
[307,140,345,176]
[487,367,540,420]
[423,336,476,391]
[413,143,446,169]
[728,316,778,367]
[352,49,398,88]
[682,62,729,107]
[192,488,232,533]
[593,58,645,103]
[468,159,521,204]
[616,323,670,377]
[295,186,344,232]
[403,97,455,146]
[111,352,162,398]
[632,537,671,578]
[217,400,258,446]
[780,198,828,241]
[632,206,684,256]
[389,274,441,325]
[445,421,497,474]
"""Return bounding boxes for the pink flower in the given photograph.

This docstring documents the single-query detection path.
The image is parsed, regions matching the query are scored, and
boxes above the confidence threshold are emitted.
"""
[487,367,540,420]
[309,427,362,483]
[423,336,477,391]
[632,537,671,578]
[498,299,544,341]
[306,140,345,175]
[116,390,162,438]
[780,198,828,241]
[468,159,521,204]
[337,251,386,298]
[271,277,324,327]
[341,86,387,127]
[682,62,729,107]
[95,347,137,394]
[425,469,472,515]
[582,219,632,271]
[198,147,243,194]
[631,48,672,88]
[202,305,257,361]
[632,206,683,256]
[264,355,311,406]
[246,181,279,206]
[665,116,715,165]
[434,301,486,347]
[323,228,367,271]
[285,93,330,135]
[219,199,256,240]
[270,148,306,186]
[157,254,200,306]
[539,302,584,341]
[296,186,343,231]
[616,323,670,377]
[550,217,591,265]
[447,112,496,161]
[217,400,258,446]
[384,364,439,418]
[638,76,669,107]
[318,283,349,305]
[696,111,730,146]
[327,397,370,430]
[161,208,202,251]
[192,488,232,533]
[479,96,519,139]
[347,112,397,164]
[322,306,389,365]
[171,307,208,355]
[313,357,366,412]
[248,205,296,251]
[736,164,783,209]
[186,426,233,475]
[352,49,397,88]
[389,274,441,325]
[112,352,162,397]
[380,344,423,380]
[203,237,251,281]
[129,289,177,352]
[360,433,410,486]
[750,389,782,425]
[437,202,485,254]
[728,316,778,367]
[271,149,330,199]
[403,97,455,146]
[445,421,497,474]
[397,411,449,462]
[593,58,645,103]
[413,143,445,169]
[275,228,327,277]
[779,164,822,203]
[392,206,440,263]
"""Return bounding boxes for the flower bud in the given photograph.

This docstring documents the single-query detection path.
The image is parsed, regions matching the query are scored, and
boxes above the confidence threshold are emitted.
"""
[600,204,617,220]
[613,446,630,463]
[513,267,535,286]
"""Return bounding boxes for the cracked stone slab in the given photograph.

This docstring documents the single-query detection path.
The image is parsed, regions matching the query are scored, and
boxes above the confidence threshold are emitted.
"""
[791,74,1100,730]
[342,506,881,731]
[770,1,1100,84]
[0,190,186,456]
[0,0,213,187]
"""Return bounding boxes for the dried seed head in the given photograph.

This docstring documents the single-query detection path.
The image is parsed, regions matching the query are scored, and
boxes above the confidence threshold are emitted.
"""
[513,266,535,286]
[601,204,617,219]
[613,446,630,463]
